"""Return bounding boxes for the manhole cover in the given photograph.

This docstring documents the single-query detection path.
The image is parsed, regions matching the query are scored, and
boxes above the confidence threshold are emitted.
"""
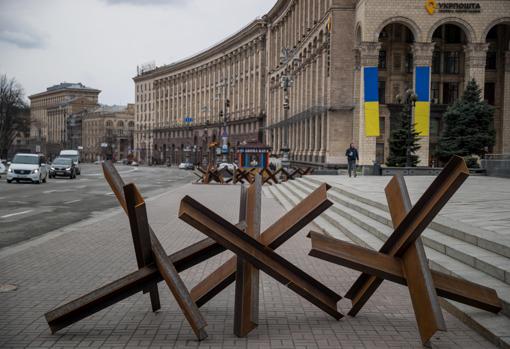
[0,284,17,292]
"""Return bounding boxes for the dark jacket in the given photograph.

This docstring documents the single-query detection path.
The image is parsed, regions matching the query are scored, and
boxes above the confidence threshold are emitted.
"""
[345,147,359,161]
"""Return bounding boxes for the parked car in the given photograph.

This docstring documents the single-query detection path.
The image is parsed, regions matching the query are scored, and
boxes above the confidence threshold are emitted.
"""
[49,157,77,179]
[59,149,81,175]
[0,161,6,178]
[178,162,194,170]
[6,153,48,184]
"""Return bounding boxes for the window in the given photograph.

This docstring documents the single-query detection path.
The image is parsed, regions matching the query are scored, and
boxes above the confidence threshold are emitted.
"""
[443,82,459,104]
[393,52,402,71]
[379,80,386,104]
[378,50,387,70]
[431,82,440,103]
[486,51,497,70]
[484,82,496,105]
[432,51,441,74]
[445,24,462,44]
[379,117,386,134]
[444,52,460,74]
[405,53,413,74]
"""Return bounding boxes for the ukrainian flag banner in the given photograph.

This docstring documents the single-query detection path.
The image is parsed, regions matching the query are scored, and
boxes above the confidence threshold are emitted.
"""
[363,66,380,137]
[414,66,431,136]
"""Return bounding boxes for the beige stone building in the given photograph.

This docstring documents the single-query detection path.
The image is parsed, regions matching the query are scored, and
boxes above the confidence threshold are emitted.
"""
[135,0,510,167]
[81,104,135,162]
[29,83,100,157]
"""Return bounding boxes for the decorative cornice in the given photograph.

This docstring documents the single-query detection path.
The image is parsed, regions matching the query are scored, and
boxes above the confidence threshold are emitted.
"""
[411,42,435,66]
[133,20,266,82]
[358,42,381,66]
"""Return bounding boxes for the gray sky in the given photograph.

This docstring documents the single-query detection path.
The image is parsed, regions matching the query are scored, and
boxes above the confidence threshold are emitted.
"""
[0,0,275,105]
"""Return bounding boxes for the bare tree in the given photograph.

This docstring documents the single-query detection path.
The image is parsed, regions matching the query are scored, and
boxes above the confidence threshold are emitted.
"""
[0,74,29,159]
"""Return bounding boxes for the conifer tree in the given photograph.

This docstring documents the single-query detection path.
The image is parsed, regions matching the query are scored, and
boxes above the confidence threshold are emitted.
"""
[386,91,421,167]
[437,79,495,160]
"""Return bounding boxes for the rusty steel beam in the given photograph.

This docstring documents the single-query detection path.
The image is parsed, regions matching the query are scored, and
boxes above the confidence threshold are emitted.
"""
[308,233,502,313]
[125,184,208,340]
[124,183,161,311]
[44,237,223,334]
[190,183,333,307]
[386,175,446,345]
[179,195,343,320]
[346,156,469,309]
[234,176,261,337]
[45,162,227,334]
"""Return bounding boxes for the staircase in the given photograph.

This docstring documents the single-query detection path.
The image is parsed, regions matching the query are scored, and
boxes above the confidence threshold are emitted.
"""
[264,176,510,349]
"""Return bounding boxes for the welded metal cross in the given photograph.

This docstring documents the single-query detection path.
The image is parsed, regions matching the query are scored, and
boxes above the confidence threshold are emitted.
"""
[45,161,218,340]
[307,156,502,345]
[179,175,343,337]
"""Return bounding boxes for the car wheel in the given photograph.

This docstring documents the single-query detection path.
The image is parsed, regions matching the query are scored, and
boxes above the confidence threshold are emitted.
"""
[7,179,12,183]
[43,175,47,183]
[16,179,19,183]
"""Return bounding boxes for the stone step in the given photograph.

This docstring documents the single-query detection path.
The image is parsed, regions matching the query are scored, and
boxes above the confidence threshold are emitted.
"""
[266,184,352,243]
[272,179,510,348]
[303,176,510,260]
[293,179,510,286]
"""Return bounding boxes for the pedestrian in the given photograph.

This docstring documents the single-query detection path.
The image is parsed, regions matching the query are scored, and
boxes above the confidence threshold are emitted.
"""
[345,143,359,178]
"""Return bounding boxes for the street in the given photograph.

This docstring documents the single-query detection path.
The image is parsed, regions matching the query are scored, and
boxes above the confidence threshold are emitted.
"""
[0,163,195,248]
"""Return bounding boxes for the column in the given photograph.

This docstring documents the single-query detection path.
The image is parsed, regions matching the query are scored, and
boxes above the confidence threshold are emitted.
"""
[412,42,435,166]
[464,43,489,95]
[502,52,510,153]
[356,42,381,165]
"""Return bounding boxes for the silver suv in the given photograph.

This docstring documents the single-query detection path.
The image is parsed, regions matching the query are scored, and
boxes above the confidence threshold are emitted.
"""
[6,153,49,184]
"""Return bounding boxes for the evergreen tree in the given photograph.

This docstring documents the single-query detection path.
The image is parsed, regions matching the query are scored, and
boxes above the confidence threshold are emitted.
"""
[386,96,421,167]
[437,79,495,160]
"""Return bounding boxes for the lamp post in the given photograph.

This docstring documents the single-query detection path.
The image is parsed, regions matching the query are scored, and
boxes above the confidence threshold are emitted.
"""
[396,89,418,168]
[217,77,234,163]
[279,48,300,169]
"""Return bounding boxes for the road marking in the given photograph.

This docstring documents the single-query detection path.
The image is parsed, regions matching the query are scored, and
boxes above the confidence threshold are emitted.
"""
[8,201,29,204]
[1,210,33,219]
[64,199,81,204]
[43,189,74,194]
[104,192,115,196]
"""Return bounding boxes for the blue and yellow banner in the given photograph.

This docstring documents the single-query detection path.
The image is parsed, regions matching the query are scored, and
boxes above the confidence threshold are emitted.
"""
[363,66,380,137]
[414,66,430,136]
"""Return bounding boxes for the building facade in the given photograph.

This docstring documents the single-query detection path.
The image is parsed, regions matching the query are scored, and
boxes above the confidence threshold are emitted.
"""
[29,83,100,158]
[135,0,510,167]
[81,104,135,162]
[133,21,267,165]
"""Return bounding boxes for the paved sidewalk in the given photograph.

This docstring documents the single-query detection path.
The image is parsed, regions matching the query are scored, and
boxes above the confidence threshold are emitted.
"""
[0,183,497,348]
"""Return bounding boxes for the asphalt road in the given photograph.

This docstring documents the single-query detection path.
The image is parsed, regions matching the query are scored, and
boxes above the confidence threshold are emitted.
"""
[0,164,195,249]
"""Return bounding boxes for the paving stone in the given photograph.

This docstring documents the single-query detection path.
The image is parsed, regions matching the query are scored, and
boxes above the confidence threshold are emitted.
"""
[0,183,497,348]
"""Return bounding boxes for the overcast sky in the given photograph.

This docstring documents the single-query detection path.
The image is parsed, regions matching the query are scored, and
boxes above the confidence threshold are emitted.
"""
[0,0,275,105]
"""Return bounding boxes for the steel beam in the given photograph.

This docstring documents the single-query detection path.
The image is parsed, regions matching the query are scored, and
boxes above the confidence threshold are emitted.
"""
[179,195,343,320]
[190,183,332,307]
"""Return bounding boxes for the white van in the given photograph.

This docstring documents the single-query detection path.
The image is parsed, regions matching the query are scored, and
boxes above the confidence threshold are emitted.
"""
[59,150,81,175]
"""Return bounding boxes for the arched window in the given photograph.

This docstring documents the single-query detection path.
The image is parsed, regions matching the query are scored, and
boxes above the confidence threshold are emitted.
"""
[117,121,124,128]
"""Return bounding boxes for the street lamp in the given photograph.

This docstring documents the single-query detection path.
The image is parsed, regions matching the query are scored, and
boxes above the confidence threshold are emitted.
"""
[396,89,418,167]
[279,48,300,169]
[217,77,235,163]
